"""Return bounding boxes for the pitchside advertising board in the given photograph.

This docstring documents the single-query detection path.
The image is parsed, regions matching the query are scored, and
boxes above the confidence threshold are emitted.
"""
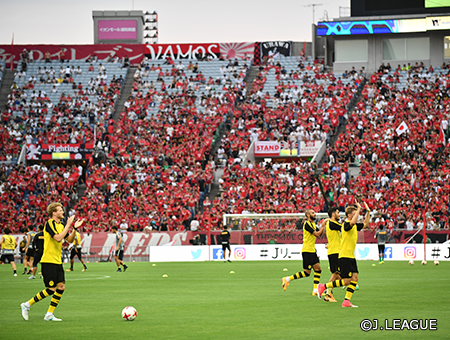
[26,143,94,160]
[254,140,323,158]
[149,244,450,262]
[8,233,450,261]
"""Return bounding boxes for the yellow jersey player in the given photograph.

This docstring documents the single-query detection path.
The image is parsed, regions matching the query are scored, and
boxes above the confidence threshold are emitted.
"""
[21,202,84,321]
[323,207,343,303]
[318,202,371,307]
[282,209,325,297]
[66,228,87,272]
[0,227,18,276]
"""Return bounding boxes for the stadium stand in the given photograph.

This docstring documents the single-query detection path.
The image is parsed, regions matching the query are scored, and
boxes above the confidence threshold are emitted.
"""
[331,63,450,230]
[208,56,366,229]
[75,57,249,232]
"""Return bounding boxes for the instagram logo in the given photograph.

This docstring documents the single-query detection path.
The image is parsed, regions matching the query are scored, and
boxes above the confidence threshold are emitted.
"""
[404,246,416,259]
[234,247,246,260]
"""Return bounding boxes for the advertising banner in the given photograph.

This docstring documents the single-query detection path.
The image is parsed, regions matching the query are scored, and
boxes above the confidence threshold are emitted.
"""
[254,140,323,157]
[26,143,94,160]
[148,243,450,262]
[98,20,137,40]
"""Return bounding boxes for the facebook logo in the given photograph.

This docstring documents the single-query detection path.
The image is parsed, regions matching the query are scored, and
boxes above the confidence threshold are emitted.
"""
[384,247,393,259]
[212,248,223,260]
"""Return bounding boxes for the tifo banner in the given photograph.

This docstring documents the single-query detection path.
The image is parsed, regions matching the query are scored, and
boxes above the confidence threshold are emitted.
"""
[260,41,292,58]
[149,244,450,262]
[144,42,255,60]
[98,20,137,40]
[0,44,145,66]
[254,140,323,157]
[26,143,94,160]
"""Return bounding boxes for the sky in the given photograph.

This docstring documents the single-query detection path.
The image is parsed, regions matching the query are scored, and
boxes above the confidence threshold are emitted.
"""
[0,0,350,45]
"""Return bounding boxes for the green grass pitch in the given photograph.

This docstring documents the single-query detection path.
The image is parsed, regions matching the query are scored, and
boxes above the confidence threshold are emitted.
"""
[1,260,449,339]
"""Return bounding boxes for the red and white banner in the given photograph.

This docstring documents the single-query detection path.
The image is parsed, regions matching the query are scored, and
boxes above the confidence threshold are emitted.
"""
[255,140,323,157]
[0,42,256,67]
[0,44,145,66]
[254,141,281,156]
[26,143,94,160]
[145,42,255,60]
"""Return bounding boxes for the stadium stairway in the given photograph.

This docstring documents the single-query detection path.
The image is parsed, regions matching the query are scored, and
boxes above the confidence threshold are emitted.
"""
[0,69,14,110]
[244,65,259,94]
[317,76,367,172]
[112,66,137,121]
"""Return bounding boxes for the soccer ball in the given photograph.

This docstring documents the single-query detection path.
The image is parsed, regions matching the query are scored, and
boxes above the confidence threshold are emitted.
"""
[421,260,427,265]
[408,260,414,265]
[434,260,439,265]
[122,306,137,321]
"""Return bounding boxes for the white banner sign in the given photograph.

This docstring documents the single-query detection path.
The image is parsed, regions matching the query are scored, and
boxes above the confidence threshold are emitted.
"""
[148,244,450,262]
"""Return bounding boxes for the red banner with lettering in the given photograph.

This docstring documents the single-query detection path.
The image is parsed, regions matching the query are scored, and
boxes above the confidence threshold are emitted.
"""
[0,44,145,67]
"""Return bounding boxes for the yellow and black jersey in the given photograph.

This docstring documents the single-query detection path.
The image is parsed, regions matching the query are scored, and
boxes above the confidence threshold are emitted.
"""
[220,230,230,244]
[1,235,16,254]
[41,219,68,265]
[73,231,82,248]
[302,220,318,253]
[339,221,364,259]
[326,220,342,255]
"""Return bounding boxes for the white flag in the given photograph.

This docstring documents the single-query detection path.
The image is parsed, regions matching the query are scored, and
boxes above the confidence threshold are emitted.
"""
[396,121,409,136]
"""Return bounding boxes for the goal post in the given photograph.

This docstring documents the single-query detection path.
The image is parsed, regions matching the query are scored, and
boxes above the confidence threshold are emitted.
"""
[223,213,329,231]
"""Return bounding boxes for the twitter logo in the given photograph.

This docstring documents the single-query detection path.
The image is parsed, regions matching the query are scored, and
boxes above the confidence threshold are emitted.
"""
[358,247,370,258]
[191,249,202,260]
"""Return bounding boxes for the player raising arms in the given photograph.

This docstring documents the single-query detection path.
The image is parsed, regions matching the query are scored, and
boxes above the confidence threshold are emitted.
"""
[318,202,371,307]
[21,202,84,321]
[282,209,325,297]
[323,207,343,302]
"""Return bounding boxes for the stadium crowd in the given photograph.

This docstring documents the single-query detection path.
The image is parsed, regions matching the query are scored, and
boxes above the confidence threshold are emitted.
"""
[1,53,449,233]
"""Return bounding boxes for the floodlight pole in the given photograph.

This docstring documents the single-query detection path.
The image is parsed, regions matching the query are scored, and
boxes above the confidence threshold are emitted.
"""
[304,3,323,24]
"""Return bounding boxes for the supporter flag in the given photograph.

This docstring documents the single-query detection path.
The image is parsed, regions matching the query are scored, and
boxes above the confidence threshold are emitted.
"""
[395,121,409,136]
[437,122,446,146]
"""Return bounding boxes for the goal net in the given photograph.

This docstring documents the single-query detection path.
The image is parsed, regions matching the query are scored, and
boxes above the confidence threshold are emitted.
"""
[223,213,329,232]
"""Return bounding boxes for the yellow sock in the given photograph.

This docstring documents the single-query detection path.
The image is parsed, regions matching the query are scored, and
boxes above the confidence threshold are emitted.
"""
[313,270,321,290]
[290,271,310,280]
[47,289,64,314]
[28,288,53,306]
[326,279,344,289]
[344,281,358,301]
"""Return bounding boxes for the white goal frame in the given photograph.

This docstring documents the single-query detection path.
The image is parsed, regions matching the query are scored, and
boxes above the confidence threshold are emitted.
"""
[223,213,329,229]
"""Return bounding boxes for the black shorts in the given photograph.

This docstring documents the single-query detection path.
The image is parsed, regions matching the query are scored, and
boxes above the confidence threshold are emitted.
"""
[222,243,230,252]
[33,251,43,267]
[378,244,385,253]
[328,253,339,273]
[0,254,15,263]
[41,263,65,288]
[115,250,124,261]
[26,248,35,258]
[302,252,319,270]
[338,257,358,279]
[70,248,82,260]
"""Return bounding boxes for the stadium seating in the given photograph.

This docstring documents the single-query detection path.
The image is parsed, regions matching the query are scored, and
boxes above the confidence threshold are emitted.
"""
[331,63,450,230]
[76,57,249,231]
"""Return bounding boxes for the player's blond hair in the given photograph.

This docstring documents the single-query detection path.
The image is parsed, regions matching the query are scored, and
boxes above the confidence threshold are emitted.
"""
[345,205,357,217]
[47,202,63,217]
